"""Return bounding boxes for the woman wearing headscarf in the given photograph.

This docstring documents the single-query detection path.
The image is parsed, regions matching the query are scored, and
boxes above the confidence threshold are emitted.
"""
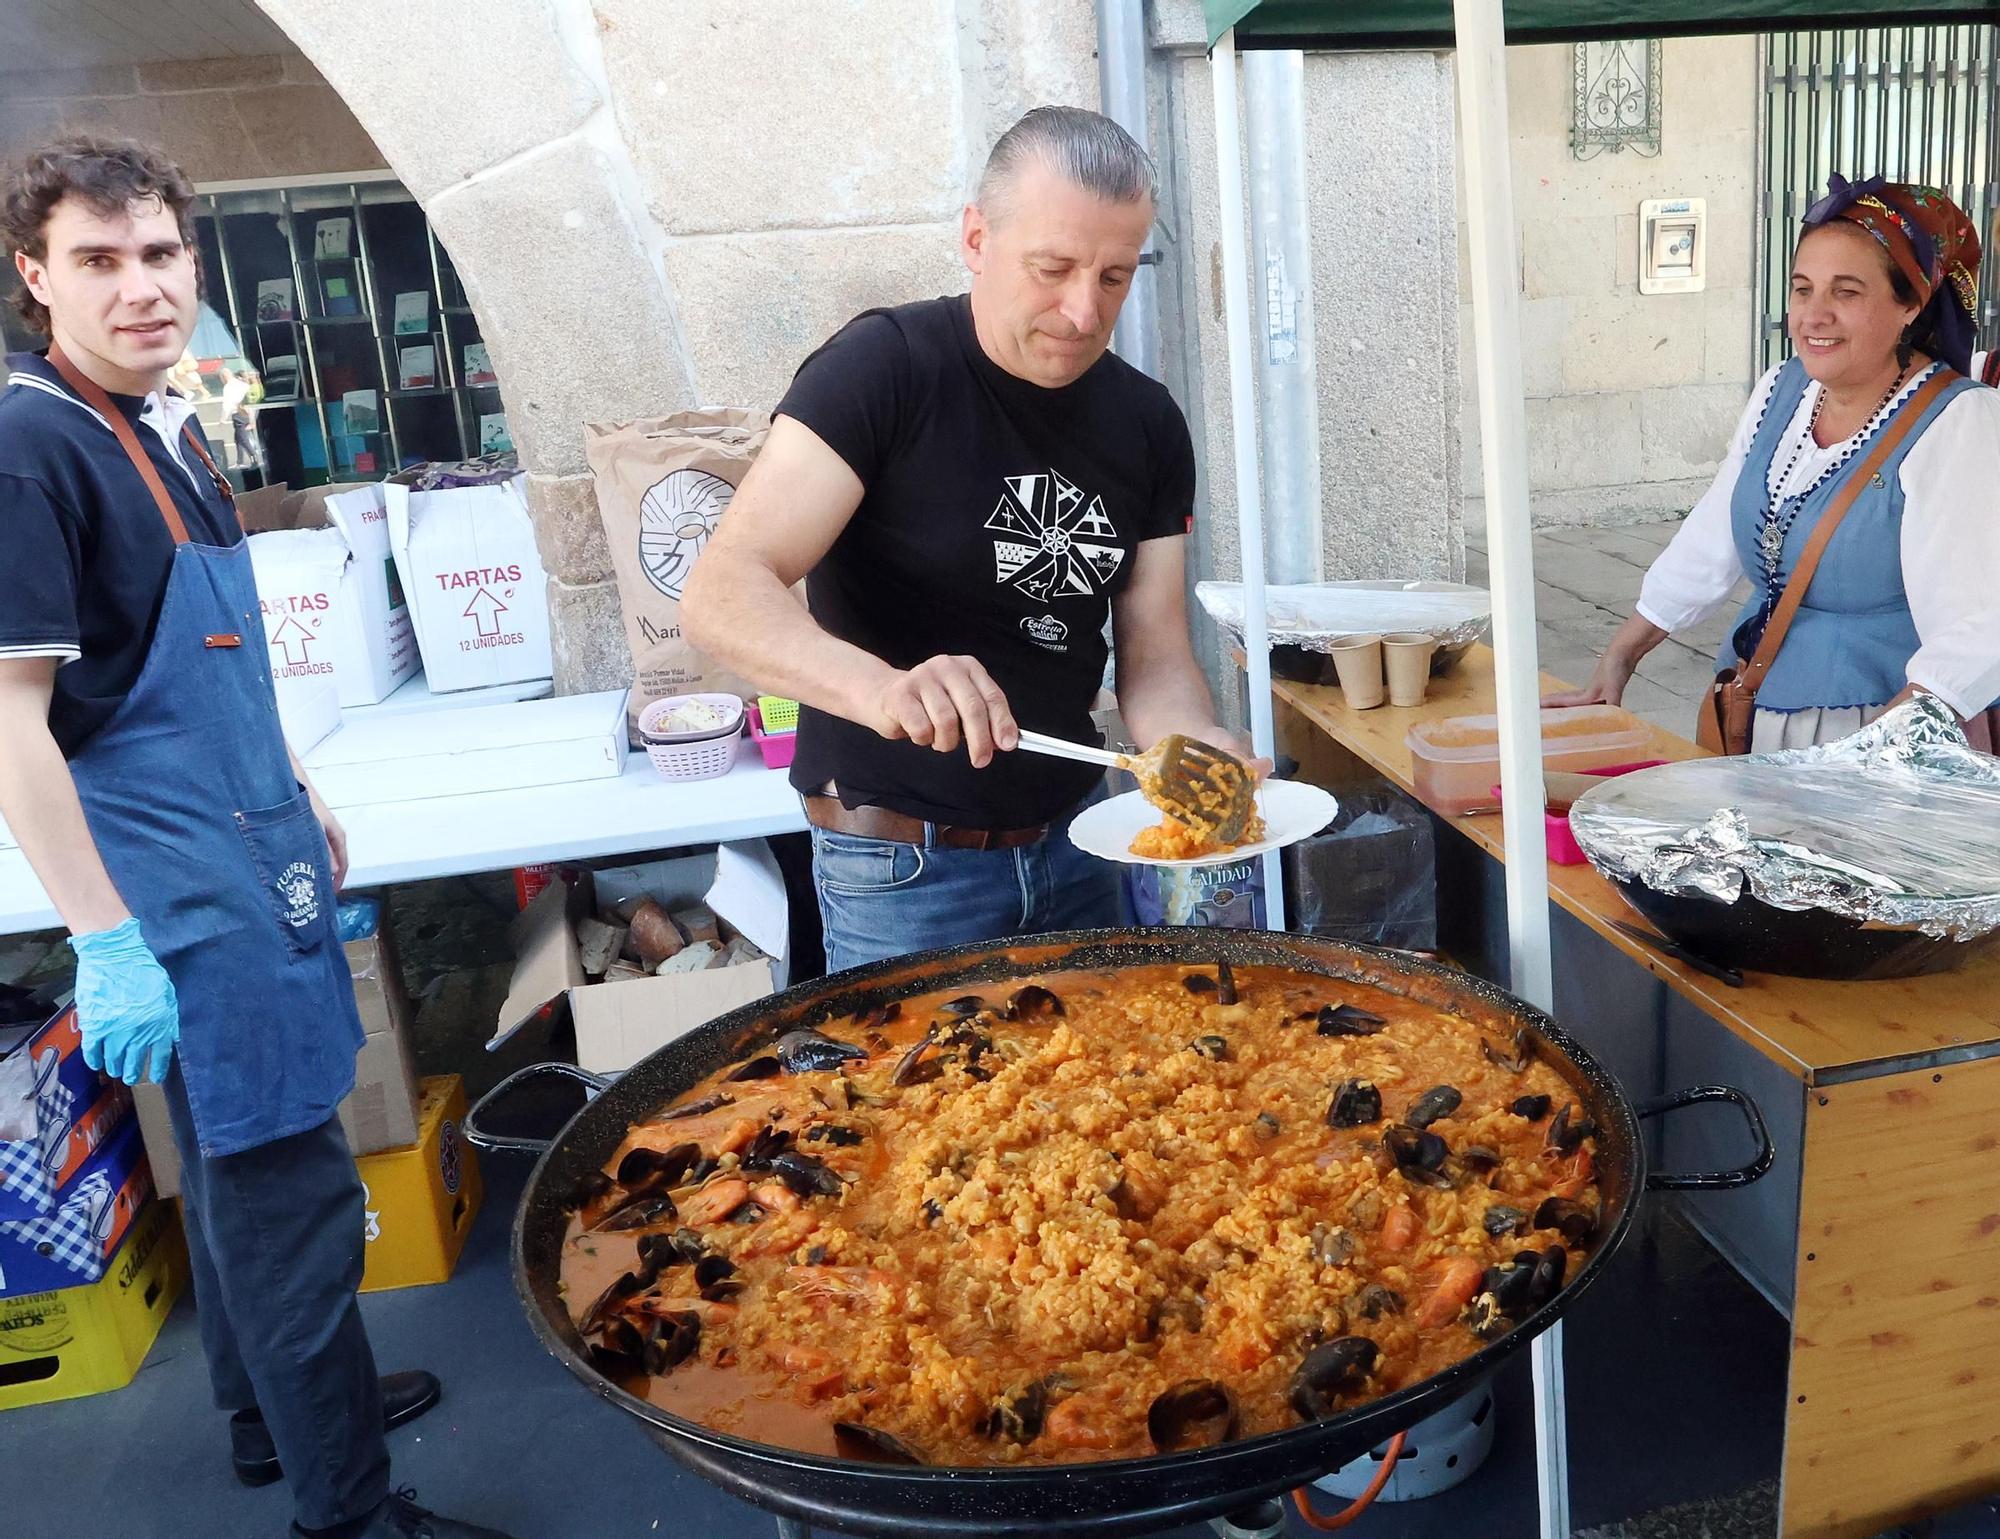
[1551,177,2000,749]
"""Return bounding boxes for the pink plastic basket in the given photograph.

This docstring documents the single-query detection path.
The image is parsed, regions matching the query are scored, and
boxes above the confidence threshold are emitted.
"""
[747,702,797,770]
[644,722,742,781]
[1491,760,1667,866]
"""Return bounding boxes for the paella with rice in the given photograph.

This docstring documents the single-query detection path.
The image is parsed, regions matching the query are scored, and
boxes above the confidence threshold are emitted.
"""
[1129,745,1265,859]
[556,961,1603,1467]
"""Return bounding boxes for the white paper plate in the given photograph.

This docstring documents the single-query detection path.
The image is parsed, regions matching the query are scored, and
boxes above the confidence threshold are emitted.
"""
[1068,779,1339,868]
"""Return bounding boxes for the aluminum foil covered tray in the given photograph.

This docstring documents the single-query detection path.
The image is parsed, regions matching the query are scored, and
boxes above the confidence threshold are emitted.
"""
[1569,697,2000,978]
[1196,580,1492,656]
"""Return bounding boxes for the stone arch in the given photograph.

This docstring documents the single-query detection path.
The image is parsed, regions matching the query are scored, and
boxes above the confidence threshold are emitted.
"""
[253,0,1097,688]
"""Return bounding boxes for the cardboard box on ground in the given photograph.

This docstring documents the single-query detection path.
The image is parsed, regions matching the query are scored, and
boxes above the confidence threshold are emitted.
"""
[0,1114,151,1297]
[0,1005,130,1224]
[493,840,790,1075]
[131,900,421,1199]
[240,482,422,753]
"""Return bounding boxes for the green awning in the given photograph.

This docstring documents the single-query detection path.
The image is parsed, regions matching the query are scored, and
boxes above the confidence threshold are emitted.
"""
[1206,0,2000,50]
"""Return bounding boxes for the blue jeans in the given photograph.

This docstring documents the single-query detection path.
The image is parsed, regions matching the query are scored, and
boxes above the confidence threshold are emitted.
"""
[811,795,1127,974]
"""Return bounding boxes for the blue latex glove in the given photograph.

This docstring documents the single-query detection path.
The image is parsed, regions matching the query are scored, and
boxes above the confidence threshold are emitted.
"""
[68,918,181,1085]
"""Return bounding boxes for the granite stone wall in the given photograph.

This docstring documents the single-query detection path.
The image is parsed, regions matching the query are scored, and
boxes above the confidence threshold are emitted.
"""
[254,0,1099,691]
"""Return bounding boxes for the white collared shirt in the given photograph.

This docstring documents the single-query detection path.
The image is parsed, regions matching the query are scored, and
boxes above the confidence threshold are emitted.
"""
[1636,362,2000,716]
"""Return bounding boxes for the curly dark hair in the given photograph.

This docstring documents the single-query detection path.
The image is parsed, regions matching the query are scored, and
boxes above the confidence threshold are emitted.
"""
[2,135,198,335]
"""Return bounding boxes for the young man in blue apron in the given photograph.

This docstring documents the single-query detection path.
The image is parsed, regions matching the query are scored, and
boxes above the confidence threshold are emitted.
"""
[0,138,517,1539]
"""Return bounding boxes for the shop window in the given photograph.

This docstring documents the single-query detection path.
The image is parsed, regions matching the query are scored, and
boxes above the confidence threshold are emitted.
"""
[187,173,507,488]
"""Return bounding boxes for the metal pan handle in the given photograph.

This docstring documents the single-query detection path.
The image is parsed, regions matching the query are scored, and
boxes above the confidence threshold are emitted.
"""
[463,1061,614,1154]
[1635,1084,1774,1191]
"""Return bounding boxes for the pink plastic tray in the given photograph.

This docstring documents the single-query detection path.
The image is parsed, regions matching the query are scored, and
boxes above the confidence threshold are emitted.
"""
[747,702,797,770]
[1491,760,1666,866]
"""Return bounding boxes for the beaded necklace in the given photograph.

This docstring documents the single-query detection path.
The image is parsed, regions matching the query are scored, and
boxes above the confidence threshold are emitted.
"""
[1755,363,1932,587]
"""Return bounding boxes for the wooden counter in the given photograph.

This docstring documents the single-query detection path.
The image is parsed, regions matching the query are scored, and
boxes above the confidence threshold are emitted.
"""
[1274,647,2000,1082]
[1270,645,2000,1539]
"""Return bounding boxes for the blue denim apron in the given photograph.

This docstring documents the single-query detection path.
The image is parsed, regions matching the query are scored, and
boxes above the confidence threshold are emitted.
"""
[52,350,361,1159]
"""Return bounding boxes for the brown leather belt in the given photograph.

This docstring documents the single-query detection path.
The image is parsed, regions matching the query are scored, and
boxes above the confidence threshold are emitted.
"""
[802,794,1048,851]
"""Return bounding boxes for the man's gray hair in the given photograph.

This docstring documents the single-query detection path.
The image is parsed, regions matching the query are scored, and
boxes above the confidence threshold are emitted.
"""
[976,106,1156,215]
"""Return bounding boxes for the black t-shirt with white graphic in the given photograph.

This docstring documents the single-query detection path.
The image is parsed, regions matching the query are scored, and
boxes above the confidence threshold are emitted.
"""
[776,294,1196,829]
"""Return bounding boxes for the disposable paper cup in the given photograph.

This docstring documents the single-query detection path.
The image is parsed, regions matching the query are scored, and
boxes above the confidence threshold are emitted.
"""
[1327,634,1386,710]
[1382,632,1438,706]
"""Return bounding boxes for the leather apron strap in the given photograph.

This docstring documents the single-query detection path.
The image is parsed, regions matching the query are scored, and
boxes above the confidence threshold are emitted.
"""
[45,343,237,541]
[176,416,238,516]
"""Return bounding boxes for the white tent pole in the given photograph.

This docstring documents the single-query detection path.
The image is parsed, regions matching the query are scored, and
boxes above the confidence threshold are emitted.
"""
[1210,28,1287,930]
[1450,2,1568,1536]
[1451,0,1553,1011]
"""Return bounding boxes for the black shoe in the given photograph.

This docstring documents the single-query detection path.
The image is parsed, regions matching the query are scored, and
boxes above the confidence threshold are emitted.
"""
[233,1370,443,1487]
[292,1488,521,1539]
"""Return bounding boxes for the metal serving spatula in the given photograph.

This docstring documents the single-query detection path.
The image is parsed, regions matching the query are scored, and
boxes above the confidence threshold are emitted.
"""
[1015,730,1259,844]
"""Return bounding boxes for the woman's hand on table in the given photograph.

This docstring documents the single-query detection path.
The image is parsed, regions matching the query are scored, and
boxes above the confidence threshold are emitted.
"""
[1544,613,1670,710]
[1543,653,1635,709]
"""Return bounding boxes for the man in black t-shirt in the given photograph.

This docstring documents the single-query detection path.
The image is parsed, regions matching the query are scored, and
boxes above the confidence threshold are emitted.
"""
[684,107,1240,971]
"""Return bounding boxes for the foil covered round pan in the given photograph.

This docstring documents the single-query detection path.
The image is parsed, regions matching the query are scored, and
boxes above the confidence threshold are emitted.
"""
[1195,580,1491,655]
[1570,696,2000,942]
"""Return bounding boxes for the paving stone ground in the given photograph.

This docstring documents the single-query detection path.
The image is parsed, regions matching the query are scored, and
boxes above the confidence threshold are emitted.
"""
[1463,518,1750,735]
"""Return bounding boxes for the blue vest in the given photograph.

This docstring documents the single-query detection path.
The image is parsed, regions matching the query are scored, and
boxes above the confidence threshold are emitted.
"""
[1723,359,1974,712]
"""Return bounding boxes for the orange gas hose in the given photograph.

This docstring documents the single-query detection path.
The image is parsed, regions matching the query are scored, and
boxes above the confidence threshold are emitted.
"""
[1289,1431,1408,1531]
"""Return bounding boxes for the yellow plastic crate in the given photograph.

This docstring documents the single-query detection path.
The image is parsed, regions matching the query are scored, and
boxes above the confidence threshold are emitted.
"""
[0,1199,186,1412]
[357,1076,483,1293]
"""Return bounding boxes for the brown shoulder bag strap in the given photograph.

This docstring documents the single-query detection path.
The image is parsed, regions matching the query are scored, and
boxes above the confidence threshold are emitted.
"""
[44,343,191,545]
[1738,369,1957,694]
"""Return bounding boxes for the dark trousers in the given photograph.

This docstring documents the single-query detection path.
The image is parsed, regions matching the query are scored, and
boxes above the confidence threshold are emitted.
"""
[161,1064,390,1530]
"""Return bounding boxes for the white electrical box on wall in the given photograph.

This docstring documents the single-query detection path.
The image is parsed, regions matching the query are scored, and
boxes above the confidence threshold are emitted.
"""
[1639,197,1707,295]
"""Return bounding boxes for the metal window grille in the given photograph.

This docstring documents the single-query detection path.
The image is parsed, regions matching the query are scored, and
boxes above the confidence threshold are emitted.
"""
[1572,39,1664,161]
[1756,24,2000,373]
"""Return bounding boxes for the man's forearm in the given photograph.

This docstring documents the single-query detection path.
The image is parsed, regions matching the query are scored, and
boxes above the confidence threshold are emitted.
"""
[1116,661,1230,750]
[684,554,900,732]
[0,718,129,935]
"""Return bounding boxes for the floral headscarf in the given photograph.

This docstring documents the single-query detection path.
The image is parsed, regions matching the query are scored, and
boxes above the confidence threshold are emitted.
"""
[1801,174,1981,376]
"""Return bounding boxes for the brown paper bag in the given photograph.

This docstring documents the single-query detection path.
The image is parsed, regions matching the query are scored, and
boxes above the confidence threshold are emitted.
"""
[584,407,769,733]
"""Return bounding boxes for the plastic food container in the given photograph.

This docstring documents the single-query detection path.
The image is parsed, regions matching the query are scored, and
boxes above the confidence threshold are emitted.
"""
[747,702,796,770]
[1407,706,1651,816]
